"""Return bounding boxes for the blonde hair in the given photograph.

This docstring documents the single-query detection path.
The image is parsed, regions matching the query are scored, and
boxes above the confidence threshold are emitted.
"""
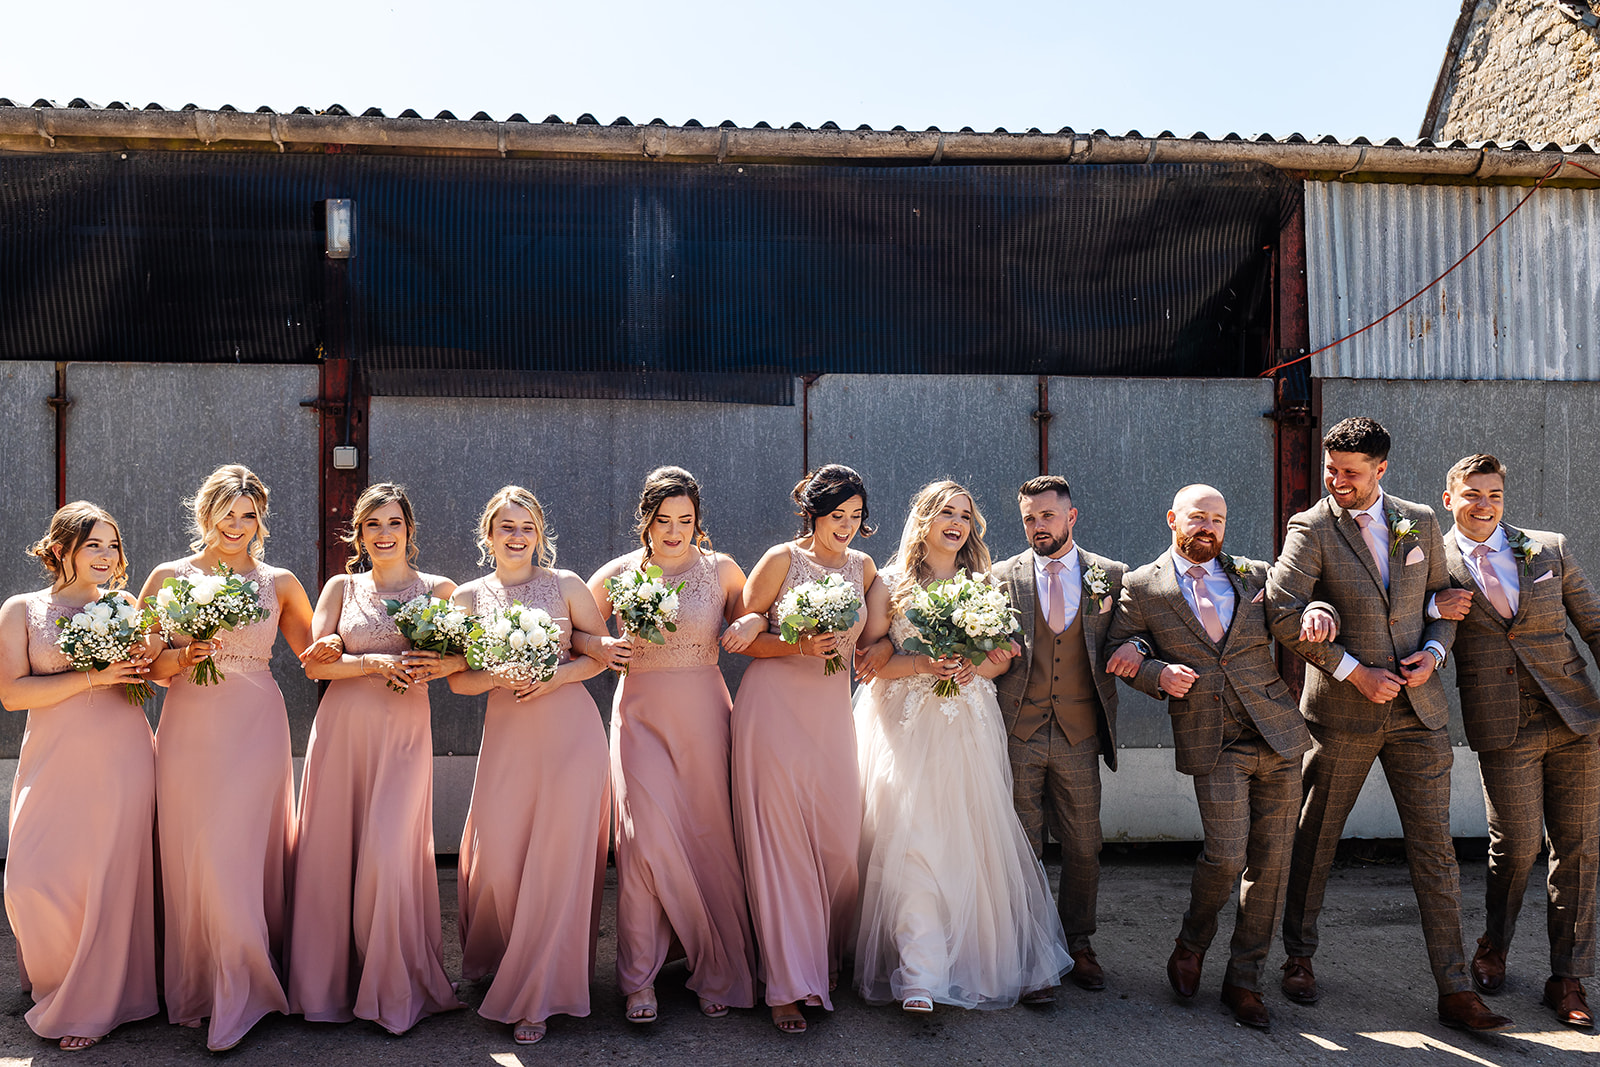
[476,485,556,568]
[343,483,420,573]
[187,464,270,561]
[636,466,711,562]
[28,501,128,590]
[887,480,993,616]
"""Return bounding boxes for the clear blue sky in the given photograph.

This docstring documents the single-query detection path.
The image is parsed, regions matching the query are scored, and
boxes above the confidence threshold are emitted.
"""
[7,1,1462,142]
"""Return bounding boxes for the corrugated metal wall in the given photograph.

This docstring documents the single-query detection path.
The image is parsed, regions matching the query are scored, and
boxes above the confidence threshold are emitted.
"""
[1306,181,1600,380]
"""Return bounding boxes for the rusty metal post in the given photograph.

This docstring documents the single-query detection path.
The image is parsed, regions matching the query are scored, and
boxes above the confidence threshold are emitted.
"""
[1270,186,1316,691]
[310,248,368,586]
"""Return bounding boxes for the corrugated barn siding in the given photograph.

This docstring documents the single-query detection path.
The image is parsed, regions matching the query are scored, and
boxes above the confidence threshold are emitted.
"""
[1306,181,1600,380]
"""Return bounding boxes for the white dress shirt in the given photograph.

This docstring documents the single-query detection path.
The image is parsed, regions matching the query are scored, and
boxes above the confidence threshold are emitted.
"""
[1032,544,1082,627]
[1331,490,1447,682]
[1454,526,1520,616]
[1172,548,1235,632]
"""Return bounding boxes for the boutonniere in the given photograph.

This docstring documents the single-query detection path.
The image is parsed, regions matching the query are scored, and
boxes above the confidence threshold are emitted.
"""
[1386,509,1418,559]
[1505,528,1544,575]
[1082,562,1111,612]
[1222,554,1252,577]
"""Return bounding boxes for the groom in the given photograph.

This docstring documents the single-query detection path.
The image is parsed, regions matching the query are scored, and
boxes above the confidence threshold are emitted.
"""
[995,475,1126,992]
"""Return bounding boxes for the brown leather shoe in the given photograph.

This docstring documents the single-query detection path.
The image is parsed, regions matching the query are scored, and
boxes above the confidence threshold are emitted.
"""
[1280,956,1319,1004]
[1470,937,1506,994]
[1069,947,1105,991]
[1167,941,1204,998]
[1543,977,1593,1028]
[1221,983,1271,1030]
[1438,990,1513,1031]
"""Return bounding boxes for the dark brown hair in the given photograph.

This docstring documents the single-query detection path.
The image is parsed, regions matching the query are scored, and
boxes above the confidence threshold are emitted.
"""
[1445,453,1508,492]
[1323,416,1391,461]
[1018,474,1072,502]
[636,466,710,561]
[792,464,874,537]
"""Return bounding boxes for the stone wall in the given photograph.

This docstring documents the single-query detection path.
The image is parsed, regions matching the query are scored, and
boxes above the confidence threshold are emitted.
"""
[1428,0,1600,145]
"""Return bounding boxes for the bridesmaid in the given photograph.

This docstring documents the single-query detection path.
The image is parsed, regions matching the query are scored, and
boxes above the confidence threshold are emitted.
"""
[584,467,762,1024]
[731,464,877,1034]
[289,483,463,1032]
[139,465,314,1052]
[448,486,611,1046]
[0,503,158,1051]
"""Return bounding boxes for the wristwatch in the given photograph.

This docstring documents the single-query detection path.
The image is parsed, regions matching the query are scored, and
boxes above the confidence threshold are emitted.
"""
[1427,647,1445,670]
[1126,636,1154,658]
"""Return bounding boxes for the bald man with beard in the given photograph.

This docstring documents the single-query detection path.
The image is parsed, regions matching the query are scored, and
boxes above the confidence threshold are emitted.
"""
[1106,485,1313,1030]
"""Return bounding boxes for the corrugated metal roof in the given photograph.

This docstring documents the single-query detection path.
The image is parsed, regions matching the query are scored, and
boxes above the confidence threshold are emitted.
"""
[1,101,1598,180]
[1306,180,1600,379]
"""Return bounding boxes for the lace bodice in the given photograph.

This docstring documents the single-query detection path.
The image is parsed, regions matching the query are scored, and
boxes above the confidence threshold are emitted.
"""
[765,544,869,650]
[176,560,280,673]
[471,569,572,665]
[623,551,725,673]
[24,590,84,676]
[339,572,435,655]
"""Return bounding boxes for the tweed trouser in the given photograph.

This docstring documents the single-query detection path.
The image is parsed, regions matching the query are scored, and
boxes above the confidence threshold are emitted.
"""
[1478,699,1600,979]
[1282,707,1472,995]
[1009,718,1101,953]
[1179,732,1300,991]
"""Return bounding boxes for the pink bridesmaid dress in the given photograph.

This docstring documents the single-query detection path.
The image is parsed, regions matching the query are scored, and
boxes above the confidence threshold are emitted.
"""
[154,561,295,1051]
[458,570,609,1028]
[611,551,755,1008]
[731,545,868,1010]
[5,592,158,1040]
[287,572,460,1032]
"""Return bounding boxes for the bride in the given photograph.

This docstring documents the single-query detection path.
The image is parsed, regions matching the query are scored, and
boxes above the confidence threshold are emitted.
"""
[852,480,1073,1012]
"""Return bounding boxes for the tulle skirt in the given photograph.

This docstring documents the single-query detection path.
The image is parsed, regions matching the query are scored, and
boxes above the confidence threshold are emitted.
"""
[853,674,1072,1009]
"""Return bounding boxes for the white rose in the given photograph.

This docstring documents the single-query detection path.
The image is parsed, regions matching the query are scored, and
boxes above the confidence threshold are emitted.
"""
[659,592,679,615]
[527,627,549,648]
[191,578,221,605]
[155,586,177,610]
[443,612,465,630]
[90,617,110,636]
[72,612,91,629]
[87,602,114,621]
[519,612,539,633]
[491,618,513,639]
[508,629,527,650]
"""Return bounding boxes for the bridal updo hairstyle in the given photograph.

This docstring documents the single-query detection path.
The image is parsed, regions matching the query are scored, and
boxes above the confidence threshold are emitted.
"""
[342,483,421,572]
[792,464,874,538]
[187,464,271,561]
[28,501,128,589]
[636,466,711,560]
[475,485,557,568]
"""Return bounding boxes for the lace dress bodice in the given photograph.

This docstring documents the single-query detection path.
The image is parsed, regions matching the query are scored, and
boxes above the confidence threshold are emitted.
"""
[878,568,996,723]
[24,591,83,676]
[339,572,435,655]
[624,551,725,673]
[765,544,869,651]
[472,569,572,666]
[176,560,280,673]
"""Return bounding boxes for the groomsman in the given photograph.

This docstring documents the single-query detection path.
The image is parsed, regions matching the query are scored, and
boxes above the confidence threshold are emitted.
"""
[1441,453,1600,1028]
[995,475,1125,993]
[1105,484,1312,1029]
[1266,416,1511,1030]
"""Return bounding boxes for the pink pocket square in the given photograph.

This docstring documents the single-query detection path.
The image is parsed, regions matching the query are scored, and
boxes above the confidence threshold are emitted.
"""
[1099,597,1113,615]
[1251,589,1265,604]
[1535,570,1555,583]
[1404,546,1424,566]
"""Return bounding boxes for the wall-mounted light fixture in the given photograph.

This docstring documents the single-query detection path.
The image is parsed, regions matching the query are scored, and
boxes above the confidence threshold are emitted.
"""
[325,198,355,259]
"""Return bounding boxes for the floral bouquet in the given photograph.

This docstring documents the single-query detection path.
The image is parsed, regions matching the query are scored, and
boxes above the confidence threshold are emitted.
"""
[55,592,155,705]
[145,563,268,685]
[467,603,563,685]
[900,571,1022,697]
[603,564,685,674]
[382,594,482,692]
[777,574,863,676]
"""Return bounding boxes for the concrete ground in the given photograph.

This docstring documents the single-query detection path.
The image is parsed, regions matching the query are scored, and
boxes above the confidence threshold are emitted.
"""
[2,844,1597,1067]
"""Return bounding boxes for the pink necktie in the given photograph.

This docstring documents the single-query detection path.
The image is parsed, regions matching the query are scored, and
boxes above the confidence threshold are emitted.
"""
[1186,565,1225,642]
[1472,543,1515,619]
[1354,512,1388,587]
[1044,559,1066,634]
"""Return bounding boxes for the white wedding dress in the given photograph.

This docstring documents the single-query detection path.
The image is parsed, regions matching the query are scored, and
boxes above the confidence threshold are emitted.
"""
[852,602,1074,1009]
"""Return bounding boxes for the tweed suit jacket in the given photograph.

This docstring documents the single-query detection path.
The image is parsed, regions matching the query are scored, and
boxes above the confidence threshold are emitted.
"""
[994,546,1124,771]
[1107,552,1310,776]
[1445,523,1600,751]
[1266,492,1457,732]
